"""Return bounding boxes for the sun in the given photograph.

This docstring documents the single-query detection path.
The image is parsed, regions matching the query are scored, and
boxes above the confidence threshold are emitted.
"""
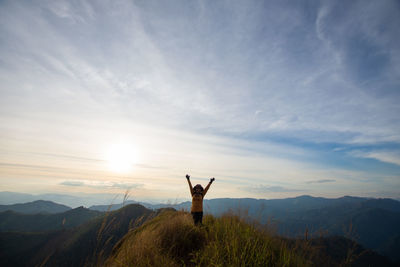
[106,144,138,173]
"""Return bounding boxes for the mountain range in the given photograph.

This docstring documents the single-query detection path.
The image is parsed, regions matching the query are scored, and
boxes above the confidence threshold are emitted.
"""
[0,207,102,232]
[0,200,71,214]
[0,203,397,267]
[89,195,400,262]
[0,204,156,266]
[1,195,399,265]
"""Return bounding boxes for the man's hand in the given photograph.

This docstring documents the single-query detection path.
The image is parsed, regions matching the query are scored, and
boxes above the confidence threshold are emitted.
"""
[210,177,215,183]
[186,174,190,180]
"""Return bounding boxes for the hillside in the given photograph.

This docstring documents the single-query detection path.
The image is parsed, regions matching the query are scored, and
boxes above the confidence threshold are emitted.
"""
[106,210,303,266]
[0,200,71,214]
[89,200,167,211]
[0,204,395,267]
[106,209,394,267]
[0,204,156,267]
[43,204,156,267]
[86,195,400,262]
[151,196,400,262]
[88,195,400,262]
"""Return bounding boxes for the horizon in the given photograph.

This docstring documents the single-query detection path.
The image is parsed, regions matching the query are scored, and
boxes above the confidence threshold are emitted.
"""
[1,1,400,200]
[1,190,399,209]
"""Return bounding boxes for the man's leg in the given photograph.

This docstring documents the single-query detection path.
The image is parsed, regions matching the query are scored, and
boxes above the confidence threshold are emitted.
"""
[191,212,198,224]
[192,212,202,225]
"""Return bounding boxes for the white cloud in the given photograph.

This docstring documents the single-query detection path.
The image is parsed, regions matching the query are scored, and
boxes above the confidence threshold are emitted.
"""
[0,0,399,199]
[1,0,399,145]
[350,150,400,166]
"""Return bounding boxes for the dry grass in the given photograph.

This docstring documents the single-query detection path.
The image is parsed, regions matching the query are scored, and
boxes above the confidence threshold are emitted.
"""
[105,210,309,267]
[106,210,203,267]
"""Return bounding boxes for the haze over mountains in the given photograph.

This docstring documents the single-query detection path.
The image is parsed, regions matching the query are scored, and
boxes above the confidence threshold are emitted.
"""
[1,200,399,266]
[86,195,400,263]
[0,191,149,208]
[0,207,102,232]
[1,194,399,265]
[0,200,71,214]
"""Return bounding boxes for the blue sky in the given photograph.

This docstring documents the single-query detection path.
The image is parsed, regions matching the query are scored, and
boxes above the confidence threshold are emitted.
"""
[0,0,399,202]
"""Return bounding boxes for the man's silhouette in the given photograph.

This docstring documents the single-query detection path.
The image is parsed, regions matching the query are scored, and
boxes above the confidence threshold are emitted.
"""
[186,174,215,225]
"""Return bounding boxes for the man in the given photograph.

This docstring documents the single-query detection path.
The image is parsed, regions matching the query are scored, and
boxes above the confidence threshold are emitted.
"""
[186,174,215,225]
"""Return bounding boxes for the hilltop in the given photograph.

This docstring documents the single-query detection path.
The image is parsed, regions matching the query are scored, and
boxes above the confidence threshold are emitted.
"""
[106,209,393,267]
[91,195,400,262]
[1,197,399,266]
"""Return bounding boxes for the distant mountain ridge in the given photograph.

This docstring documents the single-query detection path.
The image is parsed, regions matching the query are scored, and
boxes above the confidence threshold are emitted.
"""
[0,206,102,232]
[0,205,395,267]
[91,195,400,262]
[1,194,399,262]
[0,200,71,214]
[0,191,126,208]
[89,200,178,211]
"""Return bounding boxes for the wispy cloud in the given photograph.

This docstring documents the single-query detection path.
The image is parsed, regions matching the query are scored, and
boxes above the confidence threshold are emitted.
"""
[306,179,336,184]
[242,185,303,193]
[0,0,399,199]
[60,180,142,190]
[1,0,399,145]
[60,181,85,187]
[350,150,400,166]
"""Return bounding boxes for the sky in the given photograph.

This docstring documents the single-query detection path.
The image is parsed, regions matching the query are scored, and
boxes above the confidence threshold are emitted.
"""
[1,0,400,203]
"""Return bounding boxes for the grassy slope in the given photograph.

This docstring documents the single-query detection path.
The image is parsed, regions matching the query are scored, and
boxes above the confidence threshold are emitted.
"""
[0,205,395,267]
[106,210,308,267]
[106,210,396,267]
[42,204,155,267]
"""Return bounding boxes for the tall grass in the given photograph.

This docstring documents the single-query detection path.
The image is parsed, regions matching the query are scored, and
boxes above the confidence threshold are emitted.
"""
[106,210,309,267]
[192,214,307,267]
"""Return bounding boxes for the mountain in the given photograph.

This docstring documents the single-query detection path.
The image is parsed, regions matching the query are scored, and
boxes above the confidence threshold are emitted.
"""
[286,235,395,267]
[88,195,400,262]
[99,195,400,262]
[0,192,37,204]
[194,196,400,262]
[1,195,399,264]
[89,200,174,211]
[0,207,102,232]
[0,191,129,208]
[0,231,61,267]
[0,200,71,214]
[0,205,396,266]
[267,198,400,262]
[0,204,156,267]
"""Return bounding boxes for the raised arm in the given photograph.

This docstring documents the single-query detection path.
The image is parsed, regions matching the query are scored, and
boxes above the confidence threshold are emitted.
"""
[186,174,193,195]
[203,177,215,196]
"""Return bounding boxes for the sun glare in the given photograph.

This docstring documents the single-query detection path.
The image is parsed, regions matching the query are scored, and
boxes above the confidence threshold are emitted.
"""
[106,144,138,173]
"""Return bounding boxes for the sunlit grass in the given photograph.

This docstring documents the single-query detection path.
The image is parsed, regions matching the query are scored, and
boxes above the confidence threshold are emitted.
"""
[105,210,310,267]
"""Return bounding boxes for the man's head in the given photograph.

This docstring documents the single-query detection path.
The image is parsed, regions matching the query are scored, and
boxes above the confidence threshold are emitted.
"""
[194,184,203,193]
